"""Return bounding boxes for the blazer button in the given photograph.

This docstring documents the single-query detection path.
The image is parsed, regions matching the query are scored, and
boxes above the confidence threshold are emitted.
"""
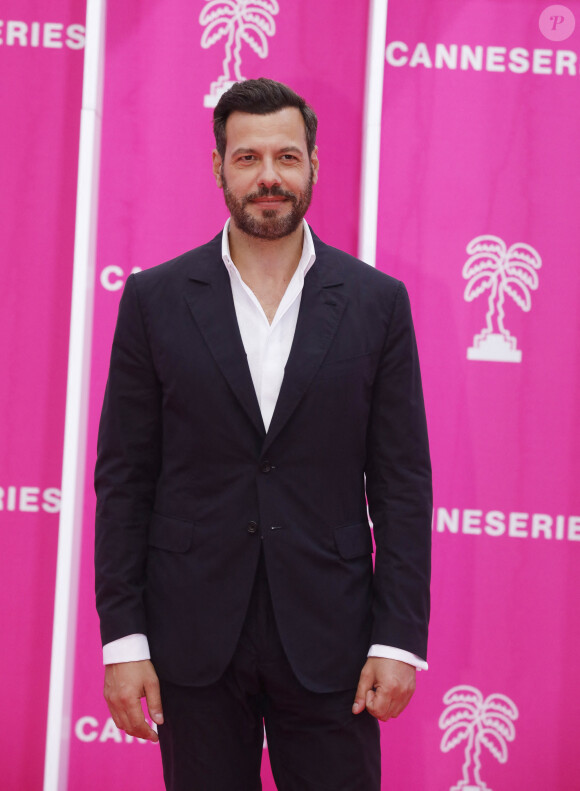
[260,460,272,473]
[247,521,259,534]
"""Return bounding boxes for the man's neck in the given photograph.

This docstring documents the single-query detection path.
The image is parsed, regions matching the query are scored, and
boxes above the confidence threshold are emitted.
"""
[227,221,304,285]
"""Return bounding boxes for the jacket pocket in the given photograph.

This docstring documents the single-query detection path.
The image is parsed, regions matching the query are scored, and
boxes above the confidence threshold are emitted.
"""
[316,350,376,382]
[148,513,193,552]
[334,522,373,560]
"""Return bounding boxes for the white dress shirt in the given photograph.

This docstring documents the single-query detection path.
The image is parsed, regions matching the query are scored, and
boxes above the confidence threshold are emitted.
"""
[103,219,427,671]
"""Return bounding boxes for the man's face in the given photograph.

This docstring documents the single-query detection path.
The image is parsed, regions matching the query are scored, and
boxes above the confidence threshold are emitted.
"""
[212,107,319,240]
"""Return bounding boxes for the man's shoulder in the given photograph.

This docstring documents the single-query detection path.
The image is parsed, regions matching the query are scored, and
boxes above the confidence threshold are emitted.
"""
[311,233,402,294]
[132,231,223,288]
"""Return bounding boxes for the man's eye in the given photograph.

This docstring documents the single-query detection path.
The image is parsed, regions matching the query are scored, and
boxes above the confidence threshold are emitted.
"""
[281,155,297,161]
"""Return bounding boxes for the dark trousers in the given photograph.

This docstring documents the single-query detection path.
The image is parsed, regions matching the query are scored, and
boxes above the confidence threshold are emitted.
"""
[157,553,381,791]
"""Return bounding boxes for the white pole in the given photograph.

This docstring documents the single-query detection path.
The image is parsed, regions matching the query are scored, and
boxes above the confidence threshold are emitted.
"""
[358,0,389,267]
[43,1,106,789]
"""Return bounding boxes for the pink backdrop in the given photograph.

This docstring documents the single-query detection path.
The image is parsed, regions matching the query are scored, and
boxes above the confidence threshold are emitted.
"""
[70,2,370,789]
[375,1,580,789]
[0,1,85,788]
[3,1,579,789]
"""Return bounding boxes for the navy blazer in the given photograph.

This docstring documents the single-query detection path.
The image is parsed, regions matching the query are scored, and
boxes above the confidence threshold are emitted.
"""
[95,230,432,693]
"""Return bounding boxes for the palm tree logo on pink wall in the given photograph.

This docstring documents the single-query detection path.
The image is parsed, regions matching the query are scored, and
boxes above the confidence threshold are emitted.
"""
[439,685,519,791]
[463,235,542,362]
[199,0,280,108]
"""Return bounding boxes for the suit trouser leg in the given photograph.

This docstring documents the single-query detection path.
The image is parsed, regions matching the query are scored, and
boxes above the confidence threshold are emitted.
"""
[158,664,264,791]
[157,552,380,791]
[263,673,380,791]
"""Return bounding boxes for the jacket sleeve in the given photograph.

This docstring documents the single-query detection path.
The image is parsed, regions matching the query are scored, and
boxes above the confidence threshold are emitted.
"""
[94,273,162,646]
[365,280,432,660]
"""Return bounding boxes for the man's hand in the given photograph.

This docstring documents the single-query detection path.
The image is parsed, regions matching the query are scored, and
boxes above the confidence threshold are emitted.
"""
[352,657,416,721]
[104,659,164,743]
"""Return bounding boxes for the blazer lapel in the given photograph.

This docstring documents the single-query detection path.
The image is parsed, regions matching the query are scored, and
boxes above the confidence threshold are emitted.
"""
[263,242,347,453]
[183,238,266,438]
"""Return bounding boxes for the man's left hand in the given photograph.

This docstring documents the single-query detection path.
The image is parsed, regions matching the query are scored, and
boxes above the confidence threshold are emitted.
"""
[352,657,416,721]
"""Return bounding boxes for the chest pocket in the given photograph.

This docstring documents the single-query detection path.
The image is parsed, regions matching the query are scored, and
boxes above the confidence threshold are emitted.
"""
[316,349,379,382]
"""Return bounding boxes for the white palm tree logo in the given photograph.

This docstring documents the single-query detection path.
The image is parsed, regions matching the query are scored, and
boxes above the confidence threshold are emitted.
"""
[439,685,518,791]
[199,0,280,108]
[463,235,541,362]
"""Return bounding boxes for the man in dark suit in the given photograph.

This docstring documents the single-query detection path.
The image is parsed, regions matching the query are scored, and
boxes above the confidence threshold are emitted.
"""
[95,78,431,791]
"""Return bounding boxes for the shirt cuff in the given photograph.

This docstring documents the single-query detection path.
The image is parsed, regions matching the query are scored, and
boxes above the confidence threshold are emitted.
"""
[103,633,151,665]
[367,644,428,671]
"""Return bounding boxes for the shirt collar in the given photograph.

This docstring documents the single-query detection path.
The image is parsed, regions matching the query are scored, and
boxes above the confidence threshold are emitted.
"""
[221,218,316,279]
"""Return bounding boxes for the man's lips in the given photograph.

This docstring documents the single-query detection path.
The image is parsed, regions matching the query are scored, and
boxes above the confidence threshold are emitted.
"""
[251,197,288,205]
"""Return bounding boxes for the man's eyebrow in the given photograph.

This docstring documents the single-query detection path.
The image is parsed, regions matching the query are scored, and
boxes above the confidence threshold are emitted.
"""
[230,145,304,157]
[231,147,258,157]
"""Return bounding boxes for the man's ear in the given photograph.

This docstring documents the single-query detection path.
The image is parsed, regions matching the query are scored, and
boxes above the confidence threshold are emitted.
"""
[212,150,223,188]
[310,145,319,185]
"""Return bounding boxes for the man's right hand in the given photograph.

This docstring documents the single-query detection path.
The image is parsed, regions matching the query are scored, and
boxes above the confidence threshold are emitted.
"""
[104,659,164,743]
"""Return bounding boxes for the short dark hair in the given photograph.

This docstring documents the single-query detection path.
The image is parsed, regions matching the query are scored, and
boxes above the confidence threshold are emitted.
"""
[213,78,318,159]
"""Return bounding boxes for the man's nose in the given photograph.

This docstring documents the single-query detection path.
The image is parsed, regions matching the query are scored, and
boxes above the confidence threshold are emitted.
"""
[257,158,281,188]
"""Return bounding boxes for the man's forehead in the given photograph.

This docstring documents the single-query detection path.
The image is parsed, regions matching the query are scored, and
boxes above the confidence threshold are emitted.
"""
[224,107,308,150]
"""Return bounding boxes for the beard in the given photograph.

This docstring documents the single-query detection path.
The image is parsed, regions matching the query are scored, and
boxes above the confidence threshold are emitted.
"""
[221,168,314,240]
